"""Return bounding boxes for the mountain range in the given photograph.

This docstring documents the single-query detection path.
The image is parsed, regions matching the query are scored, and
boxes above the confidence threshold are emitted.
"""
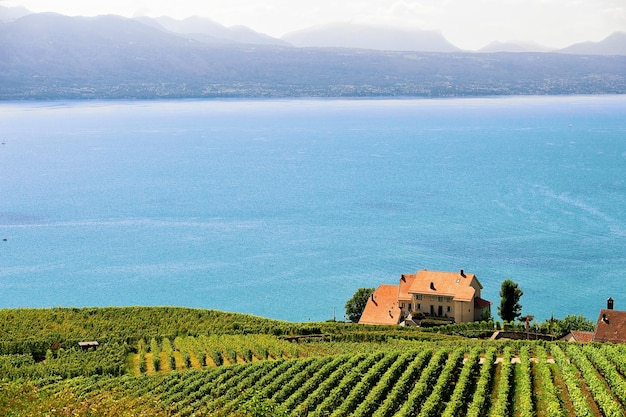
[1,8,625,100]
[1,5,625,54]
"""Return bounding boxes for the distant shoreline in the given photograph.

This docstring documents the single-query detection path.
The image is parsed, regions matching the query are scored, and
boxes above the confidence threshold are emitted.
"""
[2,92,626,103]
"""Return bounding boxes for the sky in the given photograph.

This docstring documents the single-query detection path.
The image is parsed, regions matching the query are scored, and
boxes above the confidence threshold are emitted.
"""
[2,0,625,50]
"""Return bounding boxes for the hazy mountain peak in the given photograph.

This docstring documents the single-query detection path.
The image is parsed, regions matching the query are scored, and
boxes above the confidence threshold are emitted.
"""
[0,5,32,21]
[1,12,196,54]
[140,15,289,46]
[282,22,460,52]
[558,31,626,55]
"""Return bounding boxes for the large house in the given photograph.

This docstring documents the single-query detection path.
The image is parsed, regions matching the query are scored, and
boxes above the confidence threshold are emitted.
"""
[359,269,492,325]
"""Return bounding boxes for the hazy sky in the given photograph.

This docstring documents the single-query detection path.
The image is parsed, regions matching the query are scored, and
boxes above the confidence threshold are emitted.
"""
[2,0,625,50]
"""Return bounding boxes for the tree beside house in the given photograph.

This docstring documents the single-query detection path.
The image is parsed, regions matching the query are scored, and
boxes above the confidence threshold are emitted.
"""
[498,279,523,322]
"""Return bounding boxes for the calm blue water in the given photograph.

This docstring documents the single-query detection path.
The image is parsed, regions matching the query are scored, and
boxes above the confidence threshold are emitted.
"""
[1,96,625,323]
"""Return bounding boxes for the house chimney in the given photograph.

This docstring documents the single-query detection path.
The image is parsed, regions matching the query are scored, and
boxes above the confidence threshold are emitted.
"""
[460,269,466,278]
[430,282,435,290]
[401,274,406,282]
[602,313,610,324]
[607,297,614,310]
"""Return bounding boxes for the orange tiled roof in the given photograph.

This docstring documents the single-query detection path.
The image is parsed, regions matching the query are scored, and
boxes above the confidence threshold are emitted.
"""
[570,331,594,343]
[359,284,402,325]
[593,309,626,343]
[407,269,480,302]
[398,273,417,301]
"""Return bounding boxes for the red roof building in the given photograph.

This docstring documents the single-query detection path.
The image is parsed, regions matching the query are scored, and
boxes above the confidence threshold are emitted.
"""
[593,308,626,343]
[562,330,594,343]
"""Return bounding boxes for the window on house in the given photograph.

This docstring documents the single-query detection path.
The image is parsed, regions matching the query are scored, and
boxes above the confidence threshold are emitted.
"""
[437,296,445,302]
[416,294,423,300]
[417,303,421,310]
[447,306,451,313]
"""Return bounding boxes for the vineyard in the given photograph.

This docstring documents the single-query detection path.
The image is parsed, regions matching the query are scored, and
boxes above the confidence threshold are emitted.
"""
[1,307,626,417]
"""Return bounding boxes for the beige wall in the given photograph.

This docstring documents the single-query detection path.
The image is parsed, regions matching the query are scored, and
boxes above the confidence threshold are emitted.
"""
[470,277,482,298]
[455,300,475,323]
[405,294,479,323]
[409,294,459,321]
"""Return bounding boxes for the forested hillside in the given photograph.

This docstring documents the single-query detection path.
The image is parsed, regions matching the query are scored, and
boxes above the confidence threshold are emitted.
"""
[1,307,625,416]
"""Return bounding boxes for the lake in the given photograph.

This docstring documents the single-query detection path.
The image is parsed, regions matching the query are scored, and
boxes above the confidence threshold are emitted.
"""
[1,96,625,322]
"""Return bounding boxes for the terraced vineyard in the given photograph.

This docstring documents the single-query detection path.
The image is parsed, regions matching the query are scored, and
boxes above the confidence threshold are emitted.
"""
[2,307,626,417]
[134,335,303,373]
[29,343,626,416]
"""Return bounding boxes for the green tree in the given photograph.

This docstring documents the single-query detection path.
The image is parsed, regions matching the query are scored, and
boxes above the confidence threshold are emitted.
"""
[345,288,375,323]
[554,314,595,337]
[480,307,493,322]
[498,280,523,322]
